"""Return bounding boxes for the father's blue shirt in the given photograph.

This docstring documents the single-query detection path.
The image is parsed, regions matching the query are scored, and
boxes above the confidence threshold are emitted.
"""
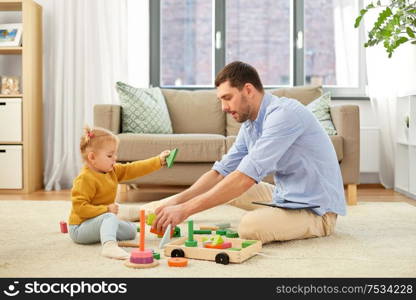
[212,92,346,216]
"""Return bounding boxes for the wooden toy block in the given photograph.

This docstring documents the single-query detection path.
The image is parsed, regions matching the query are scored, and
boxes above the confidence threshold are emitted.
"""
[59,221,68,233]
[242,240,257,248]
[215,222,231,229]
[199,226,218,231]
[164,236,262,264]
[131,249,153,258]
[211,235,223,245]
[150,226,174,238]
[125,260,159,269]
[185,220,197,247]
[168,257,188,267]
[146,213,156,226]
[139,210,145,250]
[136,226,140,232]
[193,230,212,234]
[173,226,181,237]
[204,241,232,249]
[153,252,161,260]
[216,230,227,236]
[166,148,178,168]
[225,230,239,238]
[130,257,154,264]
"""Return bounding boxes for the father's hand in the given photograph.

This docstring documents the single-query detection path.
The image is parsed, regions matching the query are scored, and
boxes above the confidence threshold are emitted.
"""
[152,204,189,233]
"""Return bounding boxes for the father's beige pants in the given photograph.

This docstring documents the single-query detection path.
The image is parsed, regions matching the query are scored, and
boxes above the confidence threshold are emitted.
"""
[139,182,337,244]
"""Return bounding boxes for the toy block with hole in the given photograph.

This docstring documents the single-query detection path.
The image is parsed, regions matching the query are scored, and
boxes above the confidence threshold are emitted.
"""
[193,229,212,234]
[199,225,218,231]
[215,222,231,229]
[168,257,188,267]
[204,241,232,249]
[225,230,239,238]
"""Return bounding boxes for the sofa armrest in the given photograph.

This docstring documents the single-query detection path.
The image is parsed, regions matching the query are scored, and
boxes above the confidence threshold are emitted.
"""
[330,105,360,185]
[93,104,121,134]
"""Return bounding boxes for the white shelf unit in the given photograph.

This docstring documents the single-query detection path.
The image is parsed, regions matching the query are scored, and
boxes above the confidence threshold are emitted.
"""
[394,94,416,200]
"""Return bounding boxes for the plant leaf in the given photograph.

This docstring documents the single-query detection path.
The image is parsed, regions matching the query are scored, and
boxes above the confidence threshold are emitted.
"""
[354,15,363,28]
[354,16,363,28]
[407,27,415,38]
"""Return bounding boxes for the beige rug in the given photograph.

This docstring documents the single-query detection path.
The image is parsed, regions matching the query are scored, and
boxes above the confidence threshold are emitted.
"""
[0,200,415,277]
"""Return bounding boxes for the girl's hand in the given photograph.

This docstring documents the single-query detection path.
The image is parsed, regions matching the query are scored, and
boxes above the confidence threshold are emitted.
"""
[108,203,119,214]
[159,150,171,166]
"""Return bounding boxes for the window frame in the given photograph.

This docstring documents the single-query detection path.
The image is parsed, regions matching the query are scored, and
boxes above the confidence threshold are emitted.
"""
[150,0,368,99]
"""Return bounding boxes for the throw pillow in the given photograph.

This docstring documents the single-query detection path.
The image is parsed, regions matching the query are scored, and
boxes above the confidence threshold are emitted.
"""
[306,92,337,135]
[116,82,173,134]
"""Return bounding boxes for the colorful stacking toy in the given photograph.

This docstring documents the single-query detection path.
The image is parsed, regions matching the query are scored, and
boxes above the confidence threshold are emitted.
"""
[125,210,159,269]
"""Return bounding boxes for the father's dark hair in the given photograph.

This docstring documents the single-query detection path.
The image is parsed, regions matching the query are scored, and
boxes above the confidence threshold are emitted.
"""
[215,61,264,92]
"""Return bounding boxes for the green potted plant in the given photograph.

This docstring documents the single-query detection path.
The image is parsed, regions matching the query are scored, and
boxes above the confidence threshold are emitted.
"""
[354,0,416,58]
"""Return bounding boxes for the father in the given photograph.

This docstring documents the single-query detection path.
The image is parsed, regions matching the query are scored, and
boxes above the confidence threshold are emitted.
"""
[146,61,346,244]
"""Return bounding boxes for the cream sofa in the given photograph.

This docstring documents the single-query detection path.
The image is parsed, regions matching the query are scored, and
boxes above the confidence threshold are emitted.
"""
[94,85,360,204]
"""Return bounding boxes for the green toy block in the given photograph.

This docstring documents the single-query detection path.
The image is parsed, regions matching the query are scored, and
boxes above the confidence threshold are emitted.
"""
[146,213,156,226]
[228,248,242,251]
[211,235,223,246]
[166,148,178,168]
[153,252,160,260]
[185,240,198,247]
[225,230,239,238]
[216,230,227,236]
[185,220,197,247]
[242,240,257,248]
[137,226,140,232]
[173,226,181,237]
[215,222,231,229]
[194,230,212,234]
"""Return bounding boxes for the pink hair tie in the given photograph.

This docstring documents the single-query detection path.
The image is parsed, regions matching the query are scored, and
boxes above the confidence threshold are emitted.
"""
[87,132,94,138]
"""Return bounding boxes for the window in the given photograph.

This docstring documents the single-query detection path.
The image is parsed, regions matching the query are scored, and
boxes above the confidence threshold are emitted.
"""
[150,0,367,97]
[225,0,291,86]
[160,0,213,86]
[304,0,359,87]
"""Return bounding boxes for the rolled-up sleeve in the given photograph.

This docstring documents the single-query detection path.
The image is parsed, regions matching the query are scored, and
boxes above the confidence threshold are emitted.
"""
[212,129,248,177]
[237,107,304,183]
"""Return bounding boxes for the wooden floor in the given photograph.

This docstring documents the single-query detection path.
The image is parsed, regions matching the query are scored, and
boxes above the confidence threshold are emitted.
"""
[0,184,415,207]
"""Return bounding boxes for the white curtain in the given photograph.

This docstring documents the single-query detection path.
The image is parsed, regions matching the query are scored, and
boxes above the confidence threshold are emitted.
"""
[364,4,416,188]
[40,0,128,190]
[333,0,359,87]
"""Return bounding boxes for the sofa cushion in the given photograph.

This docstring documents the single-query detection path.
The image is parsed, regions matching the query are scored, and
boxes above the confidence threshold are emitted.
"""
[117,133,226,162]
[270,85,323,105]
[307,92,337,135]
[226,135,343,162]
[161,89,225,135]
[116,82,173,134]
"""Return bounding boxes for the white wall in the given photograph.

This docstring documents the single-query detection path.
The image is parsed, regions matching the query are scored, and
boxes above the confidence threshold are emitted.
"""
[335,99,380,183]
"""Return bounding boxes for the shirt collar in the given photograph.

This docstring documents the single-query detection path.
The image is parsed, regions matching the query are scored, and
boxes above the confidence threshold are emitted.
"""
[243,92,272,130]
